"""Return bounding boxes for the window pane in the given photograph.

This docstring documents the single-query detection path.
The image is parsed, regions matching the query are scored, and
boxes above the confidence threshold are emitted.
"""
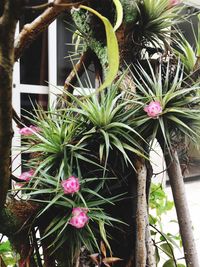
[20,0,48,85]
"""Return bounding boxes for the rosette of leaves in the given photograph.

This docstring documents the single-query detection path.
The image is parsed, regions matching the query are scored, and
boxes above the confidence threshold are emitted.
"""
[64,84,146,170]
[129,60,200,151]
[133,0,182,49]
[21,171,124,265]
[21,84,145,178]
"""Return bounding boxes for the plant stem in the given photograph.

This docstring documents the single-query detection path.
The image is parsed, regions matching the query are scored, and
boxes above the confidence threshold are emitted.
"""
[63,49,93,100]
[135,158,147,267]
[146,220,156,267]
[165,150,199,267]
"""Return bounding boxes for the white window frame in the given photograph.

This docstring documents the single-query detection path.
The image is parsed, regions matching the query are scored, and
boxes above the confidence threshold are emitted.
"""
[12,22,49,178]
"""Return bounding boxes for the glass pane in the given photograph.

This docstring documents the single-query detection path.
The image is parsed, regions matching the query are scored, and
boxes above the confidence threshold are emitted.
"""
[57,12,95,87]
[20,0,48,85]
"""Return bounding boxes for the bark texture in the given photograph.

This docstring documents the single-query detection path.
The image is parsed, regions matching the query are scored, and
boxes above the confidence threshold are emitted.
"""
[0,0,25,208]
[145,217,156,267]
[135,158,148,267]
[14,4,64,61]
[166,150,200,267]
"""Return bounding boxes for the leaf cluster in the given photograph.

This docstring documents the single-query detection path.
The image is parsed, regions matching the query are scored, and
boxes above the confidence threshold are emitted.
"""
[17,84,145,261]
[129,60,200,151]
[133,0,183,48]
[149,184,185,267]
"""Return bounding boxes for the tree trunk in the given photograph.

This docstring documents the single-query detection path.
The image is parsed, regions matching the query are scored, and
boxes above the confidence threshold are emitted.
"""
[0,0,24,209]
[165,150,200,267]
[135,158,148,267]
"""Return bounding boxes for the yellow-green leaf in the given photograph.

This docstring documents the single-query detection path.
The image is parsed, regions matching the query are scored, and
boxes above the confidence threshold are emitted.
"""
[112,0,123,31]
[80,5,119,93]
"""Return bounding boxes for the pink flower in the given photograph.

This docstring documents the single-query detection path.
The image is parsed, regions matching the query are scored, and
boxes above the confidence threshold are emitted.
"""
[169,0,181,7]
[61,176,80,194]
[19,125,40,136]
[19,169,35,182]
[144,101,162,118]
[69,207,89,229]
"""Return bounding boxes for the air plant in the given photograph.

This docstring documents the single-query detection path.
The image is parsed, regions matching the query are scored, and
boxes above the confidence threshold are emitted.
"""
[133,0,183,49]
[17,83,147,264]
[129,60,200,151]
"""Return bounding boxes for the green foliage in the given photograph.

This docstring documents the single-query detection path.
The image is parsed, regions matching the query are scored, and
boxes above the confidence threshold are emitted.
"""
[0,240,11,253]
[120,0,138,24]
[173,34,196,73]
[163,259,186,267]
[7,1,200,266]
[129,60,200,151]
[173,12,200,73]
[134,0,182,48]
[17,84,146,263]
[79,5,119,92]
[150,183,173,220]
[112,0,123,31]
[149,184,185,267]
[0,240,20,266]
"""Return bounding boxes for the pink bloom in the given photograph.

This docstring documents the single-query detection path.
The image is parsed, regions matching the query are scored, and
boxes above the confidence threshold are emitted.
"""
[19,125,40,136]
[169,0,181,7]
[69,207,89,229]
[144,101,162,118]
[19,169,35,182]
[61,176,80,194]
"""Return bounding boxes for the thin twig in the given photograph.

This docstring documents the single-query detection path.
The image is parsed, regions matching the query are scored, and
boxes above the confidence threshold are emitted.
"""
[24,2,54,10]
[24,1,85,11]
[150,224,178,267]
[63,49,93,100]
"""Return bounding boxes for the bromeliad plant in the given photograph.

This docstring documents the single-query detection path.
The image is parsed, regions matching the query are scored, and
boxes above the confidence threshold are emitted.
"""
[133,0,182,49]
[129,60,200,151]
[16,84,146,264]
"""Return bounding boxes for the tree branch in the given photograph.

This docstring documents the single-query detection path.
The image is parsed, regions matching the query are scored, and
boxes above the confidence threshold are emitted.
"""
[24,1,85,10]
[63,49,93,100]
[14,4,63,61]
[14,0,86,61]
